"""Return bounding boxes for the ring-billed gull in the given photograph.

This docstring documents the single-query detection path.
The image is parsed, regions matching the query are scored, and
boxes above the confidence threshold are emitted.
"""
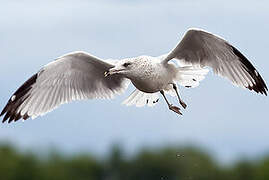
[1,28,267,123]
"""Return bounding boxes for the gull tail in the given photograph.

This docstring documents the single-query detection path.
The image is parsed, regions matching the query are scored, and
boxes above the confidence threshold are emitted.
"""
[122,89,159,107]
[176,66,209,88]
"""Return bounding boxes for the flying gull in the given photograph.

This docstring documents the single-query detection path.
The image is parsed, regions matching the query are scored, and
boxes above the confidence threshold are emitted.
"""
[1,28,267,123]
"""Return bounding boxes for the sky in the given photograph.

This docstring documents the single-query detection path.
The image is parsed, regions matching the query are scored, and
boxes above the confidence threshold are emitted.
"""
[0,0,268,163]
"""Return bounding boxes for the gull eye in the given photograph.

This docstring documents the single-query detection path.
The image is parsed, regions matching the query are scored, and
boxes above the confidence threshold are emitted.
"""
[123,62,131,67]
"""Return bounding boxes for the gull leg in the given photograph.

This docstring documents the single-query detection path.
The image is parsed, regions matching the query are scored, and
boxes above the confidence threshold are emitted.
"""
[172,84,187,109]
[160,90,182,115]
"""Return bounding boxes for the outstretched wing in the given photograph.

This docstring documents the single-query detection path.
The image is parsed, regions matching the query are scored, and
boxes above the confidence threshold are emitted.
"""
[162,28,267,95]
[1,51,129,123]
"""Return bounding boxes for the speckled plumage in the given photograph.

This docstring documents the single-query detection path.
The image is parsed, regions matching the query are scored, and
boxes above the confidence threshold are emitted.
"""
[1,28,267,123]
[115,56,178,93]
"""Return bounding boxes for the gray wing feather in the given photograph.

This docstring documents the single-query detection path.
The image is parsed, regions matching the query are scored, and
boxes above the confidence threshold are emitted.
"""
[1,51,129,123]
[163,28,267,95]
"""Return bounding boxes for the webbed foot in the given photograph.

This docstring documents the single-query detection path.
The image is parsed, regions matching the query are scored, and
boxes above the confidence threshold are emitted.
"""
[169,105,182,115]
[179,100,187,109]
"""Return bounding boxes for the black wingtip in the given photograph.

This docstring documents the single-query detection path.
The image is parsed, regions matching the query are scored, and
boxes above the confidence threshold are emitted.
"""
[1,73,38,123]
[230,45,268,96]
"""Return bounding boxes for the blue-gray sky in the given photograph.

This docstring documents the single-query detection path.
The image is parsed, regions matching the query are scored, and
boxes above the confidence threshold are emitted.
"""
[0,0,268,163]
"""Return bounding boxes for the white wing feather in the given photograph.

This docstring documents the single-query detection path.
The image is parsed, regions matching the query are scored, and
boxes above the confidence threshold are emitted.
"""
[1,51,129,122]
[162,28,267,95]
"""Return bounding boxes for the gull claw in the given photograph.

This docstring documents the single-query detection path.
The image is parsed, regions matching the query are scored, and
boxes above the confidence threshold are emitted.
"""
[169,105,182,115]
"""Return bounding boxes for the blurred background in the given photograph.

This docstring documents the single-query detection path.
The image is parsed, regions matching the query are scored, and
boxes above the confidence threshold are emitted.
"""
[0,0,268,179]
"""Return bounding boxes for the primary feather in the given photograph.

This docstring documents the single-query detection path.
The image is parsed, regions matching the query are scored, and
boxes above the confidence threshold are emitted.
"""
[1,28,267,123]
[0,52,129,123]
[163,28,267,95]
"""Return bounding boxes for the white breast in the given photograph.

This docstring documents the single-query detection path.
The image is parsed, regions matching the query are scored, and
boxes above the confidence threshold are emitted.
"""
[130,57,177,93]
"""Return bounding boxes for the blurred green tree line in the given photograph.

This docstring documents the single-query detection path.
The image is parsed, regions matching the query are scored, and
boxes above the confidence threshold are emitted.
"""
[0,143,268,180]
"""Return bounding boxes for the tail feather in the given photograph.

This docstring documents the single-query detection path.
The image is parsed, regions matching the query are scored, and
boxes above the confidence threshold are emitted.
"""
[176,66,209,88]
[122,89,159,107]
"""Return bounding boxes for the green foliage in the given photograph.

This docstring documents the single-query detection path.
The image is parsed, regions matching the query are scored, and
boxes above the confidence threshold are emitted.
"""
[0,143,269,180]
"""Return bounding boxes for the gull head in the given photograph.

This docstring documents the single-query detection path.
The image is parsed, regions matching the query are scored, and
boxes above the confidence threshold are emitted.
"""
[104,57,147,78]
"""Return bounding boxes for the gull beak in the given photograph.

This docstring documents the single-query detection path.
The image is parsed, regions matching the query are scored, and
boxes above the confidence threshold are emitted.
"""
[104,66,124,77]
[104,70,110,77]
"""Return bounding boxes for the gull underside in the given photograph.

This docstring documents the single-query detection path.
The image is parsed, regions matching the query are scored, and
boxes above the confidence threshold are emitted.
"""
[0,28,267,123]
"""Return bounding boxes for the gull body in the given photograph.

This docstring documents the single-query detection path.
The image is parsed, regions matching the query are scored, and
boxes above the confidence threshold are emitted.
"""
[109,56,177,93]
[1,28,267,123]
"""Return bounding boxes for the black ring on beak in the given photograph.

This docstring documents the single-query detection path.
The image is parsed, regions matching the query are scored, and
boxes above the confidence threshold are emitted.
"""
[104,70,110,77]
